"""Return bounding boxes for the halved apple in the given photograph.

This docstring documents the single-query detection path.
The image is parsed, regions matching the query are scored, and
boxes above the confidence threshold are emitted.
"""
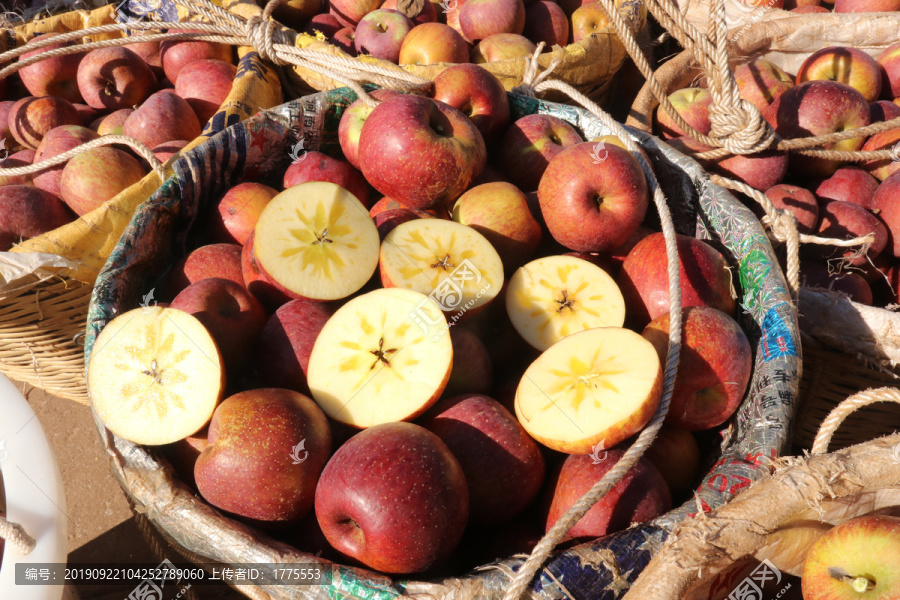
[253,181,380,302]
[307,288,453,428]
[380,219,503,319]
[515,327,661,454]
[506,255,626,351]
[87,306,225,445]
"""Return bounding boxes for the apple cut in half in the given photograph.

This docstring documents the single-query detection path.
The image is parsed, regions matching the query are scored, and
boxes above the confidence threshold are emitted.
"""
[87,306,225,445]
[515,327,662,454]
[253,181,380,301]
[506,255,626,351]
[380,219,503,319]
[307,288,453,428]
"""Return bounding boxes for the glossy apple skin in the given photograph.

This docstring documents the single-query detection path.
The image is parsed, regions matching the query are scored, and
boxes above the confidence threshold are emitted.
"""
[871,172,900,258]
[538,142,649,253]
[162,243,245,300]
[523,1,568,47]
[775,80,871,178]
[878,42,900,100]
[382,0,438,23]
[8,96,81,150]
[459,0,526,42]
[813,167,879,209]
[655,88,712,140]
[399,23,470,65]
[498,113,583,192]
[174,59,237,125]
[206,182,279,245]
[432,64,511,143]
[128,38,165,79]
[801,261,874,305]
[170,277,267,376]
[330,0,382,26]
[283,151,371,208]
[159,30,234,84]
[618,232,736,328]
[195,388,332,527]
[358,95,486,209]
[543,450,671,540]
[643,425,701,500]
[76,47,157,111]
[0,186,74,251]
[59,147,146,215]
[314,422,468,574]
[761,184,819,234]
[870,100,900,123]
[444,327,493,396]
[861,128,900,181]
[813,200,888,266]
[471,33,537,64]
[802,514,900,600]
[797,46,883,102]
[668,135,788,192]
[421,394,544,526]
[18,34,85,103]
[255,298,338,393]
[354,10,415,63]
[643,307,752,431]
[338,89,402,169]
[734,59,794,114]
[570,4,612,43]
[123,90,201,150]
[32,125,100,196]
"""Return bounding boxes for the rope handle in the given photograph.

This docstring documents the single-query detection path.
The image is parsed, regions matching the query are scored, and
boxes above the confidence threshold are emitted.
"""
[0,514,36,555]
[811,387,900,455]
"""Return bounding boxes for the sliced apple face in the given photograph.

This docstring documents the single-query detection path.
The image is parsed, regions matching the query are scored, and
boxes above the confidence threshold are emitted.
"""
[253,181,380,301]
[307,288,453,428]
[515,327,661,454]
[380,219,503,318]
[506,255,626,351]
[87,306,225,446]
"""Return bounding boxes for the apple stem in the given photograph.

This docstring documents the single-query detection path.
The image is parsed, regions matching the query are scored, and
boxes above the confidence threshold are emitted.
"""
[105,80,116,97]
[851,576,874,593]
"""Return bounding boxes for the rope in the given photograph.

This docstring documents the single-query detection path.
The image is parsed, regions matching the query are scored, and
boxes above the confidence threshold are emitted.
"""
[0,514,36,554]
[500,72,683,600]
[811,387,900,455]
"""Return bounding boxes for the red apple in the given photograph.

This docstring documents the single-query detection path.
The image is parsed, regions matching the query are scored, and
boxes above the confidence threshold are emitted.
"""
[330,0,382,26]
[206,182,279,245]
[302,13,344,37]
[758,184,820,234]
[90,108,133,135]
[523,1,568,47]
[72,103,98,126]
[337,88,402,169]
[127,38,164,79]
[734,59,794,114]
[354,9,415,63]
[871,171,900,258]
[444,327,493,396]
[18,33,85,103]
[459,0,526,42]
[871,100,900,122]
[123,90,201,150]
[76,46,157,111]
[314,422,468,573]
[162,243,245,299]
[861,127,900,181]
[800,261,874,305]
[643,425,701,499]
[618,232,736,327]
[432,63,511,142]
[813,166,880,209]
[835,0,900,11]
[654,87,715,139]
[332,28,358,56]
[32,124,100,196]
[471,33,537,64]
[399,23,470,65]
[283,150,371,207]
[668,134,788,192]
[241,230,293,312]
[0,186,74,251]
[8,96,81,150]
[797,46,883,102]
[59,146,146,215]
[813,199,888,266]
[174,59,237,124]
[271,0,323,28]
[643,306,752,430]
[497,113,583,191]
[878,41,900,100]
[159,30,234,84]
[0,156,33,187]
[0,101,14,143]
[149,140,187,165]
[358,94,486,209]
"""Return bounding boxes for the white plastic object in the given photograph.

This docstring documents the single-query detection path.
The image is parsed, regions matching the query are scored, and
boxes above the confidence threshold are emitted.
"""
[0,374,68,600]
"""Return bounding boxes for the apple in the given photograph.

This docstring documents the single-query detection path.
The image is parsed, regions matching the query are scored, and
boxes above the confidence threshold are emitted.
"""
[162,243,245,299]
[330,0,382,26]
[174,59,237,124]
[813,200,888,266]
[369,196,440,218]
[871,171,900,258]
[8,150,36,163]
[459,0,526,42]
[802,515,900,599]
[470,164,508,187]
[523,1,568,47]
[618,232,736,328]
[498,113,583,191]
[0,156,33,186]
[90,108,133,135]
[87,306,226,445]
[443,327,493,396]
[571,4,612,43]
[382,0,439,23]
[399,23,470,65]
[195,388,331,526]
[241,230,294,311]
[667,134,789,192]
[369,197,438,238]
[760,183,819,234]
[163,429,208,489]
[8,96,81,150]
[471,33,537,64]
[432,63,511,142]
[0,186,74,251]
[283,151,371,208]
[835,0,900,11]
[421,394,544,526]
[801,261,874,305]
[775,80,871,178]
[643,306,752,430]
[380,219,504,318]
[128,38,164,80]
[358,94,486,209]
[149,140,187,165]
[516,327,662,453]
[813,166,880,209]
[76,47,157,111]
[861,128,900,181]
[445,0,470,39]
[337,88,402,169]
[609,224,654,271]
[159,30,234,84]
[797,46,883,102]
[871,100,900,122]
[18,33,85,103]
[332,28,358,56]
[272,0,323,28]
[643,425,701,499]
[71,103,98,126]
[0,101,15,143]
[315,422,468,573]
[255,299,338,392]
[506,254,626,350]
[32,124,100,196]
[205,182,279,245]
[354,9,415,63]
[543,450,671,539]
[58,146,145,216]
[734,59,794,114]
[303,14,344,37]
[878,42,900,100]
[123,90,201,150]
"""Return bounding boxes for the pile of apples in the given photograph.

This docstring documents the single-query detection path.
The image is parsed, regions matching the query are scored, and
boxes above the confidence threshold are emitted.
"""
[0,30,237,250]
[87,63,756,575]
[276,0,615,65]
[653,44,900,308]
